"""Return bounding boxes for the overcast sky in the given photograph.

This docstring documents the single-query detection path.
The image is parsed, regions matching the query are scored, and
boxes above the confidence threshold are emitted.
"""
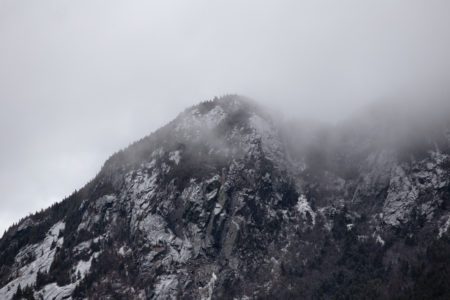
[1,0,450,234]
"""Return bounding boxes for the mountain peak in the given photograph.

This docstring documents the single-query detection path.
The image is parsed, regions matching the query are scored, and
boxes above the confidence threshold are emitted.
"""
[100,95,282,176]
[1,97,450,299]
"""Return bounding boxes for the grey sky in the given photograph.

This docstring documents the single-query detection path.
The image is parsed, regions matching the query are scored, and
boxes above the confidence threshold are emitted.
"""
[1,0,450,233]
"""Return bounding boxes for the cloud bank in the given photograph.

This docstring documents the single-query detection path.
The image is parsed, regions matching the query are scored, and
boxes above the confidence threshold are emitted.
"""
[1,0,450,233]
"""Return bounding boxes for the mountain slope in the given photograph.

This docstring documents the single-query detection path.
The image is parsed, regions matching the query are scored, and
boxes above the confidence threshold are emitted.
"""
[1,95,449,299]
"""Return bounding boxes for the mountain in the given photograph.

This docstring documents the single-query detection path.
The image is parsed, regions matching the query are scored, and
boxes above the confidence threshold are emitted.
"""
[1,95,449,299]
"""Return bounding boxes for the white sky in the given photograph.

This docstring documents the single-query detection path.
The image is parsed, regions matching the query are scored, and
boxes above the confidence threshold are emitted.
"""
[1,0,450,233]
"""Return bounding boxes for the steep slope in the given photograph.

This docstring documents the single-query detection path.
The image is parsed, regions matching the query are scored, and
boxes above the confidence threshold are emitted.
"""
[1,95,449,299]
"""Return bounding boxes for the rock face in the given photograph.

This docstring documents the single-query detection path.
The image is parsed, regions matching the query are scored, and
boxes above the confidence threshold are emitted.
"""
[1,95,450,299]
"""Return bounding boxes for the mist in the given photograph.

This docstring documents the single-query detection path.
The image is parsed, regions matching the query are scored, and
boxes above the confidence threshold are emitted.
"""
[1,0,450,233]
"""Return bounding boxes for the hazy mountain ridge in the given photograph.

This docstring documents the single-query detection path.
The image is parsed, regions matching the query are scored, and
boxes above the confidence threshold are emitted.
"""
[1,95,449,299]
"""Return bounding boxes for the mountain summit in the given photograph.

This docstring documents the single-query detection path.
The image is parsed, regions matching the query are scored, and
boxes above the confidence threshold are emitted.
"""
[1,95,450,299]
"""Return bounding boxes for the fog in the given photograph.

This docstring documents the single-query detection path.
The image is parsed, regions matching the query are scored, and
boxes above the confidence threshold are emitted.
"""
[1,0,450,233]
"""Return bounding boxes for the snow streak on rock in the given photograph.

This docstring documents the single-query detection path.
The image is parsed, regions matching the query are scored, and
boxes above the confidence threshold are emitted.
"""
[0,222,65,299]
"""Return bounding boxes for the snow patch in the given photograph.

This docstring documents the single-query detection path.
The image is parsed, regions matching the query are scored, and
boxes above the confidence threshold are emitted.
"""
[295,195,316,225]
[73,236,102,254]
[153,275,178,300]
[75,256,93,278]
[35,282,76,300]
[231,219,240,230]
[438,215,450,238]
[0,221,65,299]
[375,235,385,246]
[169,150,181,165]
[118,245,127,256]
[199,272,217,300]
[139,214,174,245]
[213,203,223,215]
[73,240,92,253]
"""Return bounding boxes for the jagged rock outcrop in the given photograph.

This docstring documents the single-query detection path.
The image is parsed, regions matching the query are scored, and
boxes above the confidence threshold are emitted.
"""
[1,95,449,299]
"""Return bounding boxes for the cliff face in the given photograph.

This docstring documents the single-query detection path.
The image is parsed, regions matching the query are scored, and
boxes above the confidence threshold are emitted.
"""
[1,96,449,299]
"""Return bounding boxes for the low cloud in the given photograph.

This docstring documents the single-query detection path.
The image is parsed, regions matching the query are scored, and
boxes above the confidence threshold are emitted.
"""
[1,0,450,233]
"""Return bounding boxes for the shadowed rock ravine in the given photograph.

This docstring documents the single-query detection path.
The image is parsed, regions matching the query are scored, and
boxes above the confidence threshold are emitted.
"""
[1,95,449,299]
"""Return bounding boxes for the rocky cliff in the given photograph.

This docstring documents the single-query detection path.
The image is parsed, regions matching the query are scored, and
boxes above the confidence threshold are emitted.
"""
[1,96,449,299]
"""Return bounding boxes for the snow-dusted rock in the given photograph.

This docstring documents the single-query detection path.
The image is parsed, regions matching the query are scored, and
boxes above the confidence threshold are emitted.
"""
[1,96,450,299]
